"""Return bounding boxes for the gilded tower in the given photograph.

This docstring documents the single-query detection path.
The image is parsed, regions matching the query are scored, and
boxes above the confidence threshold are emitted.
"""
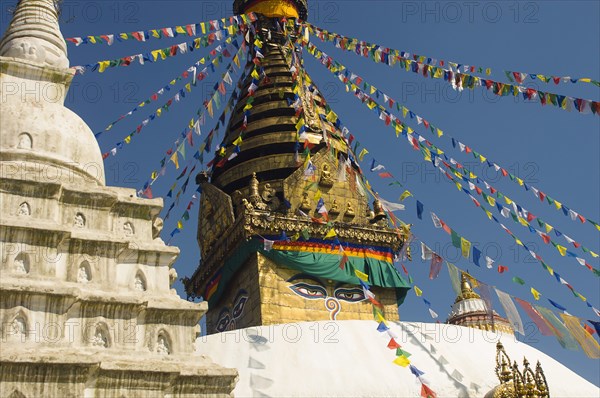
[185,0,411,334]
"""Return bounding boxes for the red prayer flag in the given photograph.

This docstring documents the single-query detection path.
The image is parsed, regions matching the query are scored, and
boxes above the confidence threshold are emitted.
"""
[584,324,596,336]
[421,384,437,398]
[514,297,555,336]
[339,253,348,270]
[401,264,409,275]
[540,233,551,244]
[379,172,393,179]
[387,338,400,349]
[539,191,546,202]
[500,168,508,177]
[498,265,509,274]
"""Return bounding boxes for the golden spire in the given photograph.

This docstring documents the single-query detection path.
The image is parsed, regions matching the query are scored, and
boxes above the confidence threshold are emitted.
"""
[454,272,481,303]
[488,341,550,398]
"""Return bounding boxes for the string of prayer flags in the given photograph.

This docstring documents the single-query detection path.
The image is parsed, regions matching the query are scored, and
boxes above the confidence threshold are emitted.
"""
[304,43,599,316]
[356,265,437,397]
[96,40,237,138]
[304,28,599,116]
[67,13,256,46]
[306,22,492,80]
[309,39,600,263]
[147,51,248,205]
[504,70,600,87]
[74,25,241,74]
[103,42,243,165]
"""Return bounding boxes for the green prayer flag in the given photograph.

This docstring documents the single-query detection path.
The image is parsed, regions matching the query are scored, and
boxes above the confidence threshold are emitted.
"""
[451,230,461,249]
[396,348,412,358]
[512,276,525,285]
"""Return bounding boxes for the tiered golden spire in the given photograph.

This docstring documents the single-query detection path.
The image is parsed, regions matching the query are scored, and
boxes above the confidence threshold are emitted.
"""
[489,342,550,398]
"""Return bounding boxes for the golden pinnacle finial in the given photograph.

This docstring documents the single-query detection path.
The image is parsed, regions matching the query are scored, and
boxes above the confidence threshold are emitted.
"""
[454,272,481,303]
[491,341,550,398]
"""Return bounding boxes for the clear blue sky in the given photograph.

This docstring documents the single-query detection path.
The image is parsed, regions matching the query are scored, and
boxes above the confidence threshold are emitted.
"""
[3,0,598,385]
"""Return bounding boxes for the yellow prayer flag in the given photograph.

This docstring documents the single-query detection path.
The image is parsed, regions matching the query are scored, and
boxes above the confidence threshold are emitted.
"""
[251,69,260,79]
[530,287,540,300]
[554,200,562,210]
[407,127,414,135]
[436,128,443,138]
[590,251,599,258]
[175,26,186,34]
[358,148,369,161]
[402,107,408,118]
[156,108,162,117]
[395,124,404,137]
[556,245,567,256]
[485,68,492,75]
[393,356,410,367]
[326,110,338,123]
[185,83,191,92]
[518,217,529,227]
[561,314,600,359]
[516,177,524,186]
[414,286,423,297]
[486,195,496,207]
[124,136,131,144]
[504,197,513,205]
[544,223,554,233]
[455,181,462,191]
[479,155,486,163]
[151,171,158,180]
[354,269,369,282]
[460,237,471,259]
[151,30,160,38]
[177,220,183,229]
[98,61,110,73]
[313,190,322,201]
[254,39,263,48]
[484,209,493,220]
[324,228,337,239]
[170,152,179,169]
[399,190,412,201]
[233,136,243,146]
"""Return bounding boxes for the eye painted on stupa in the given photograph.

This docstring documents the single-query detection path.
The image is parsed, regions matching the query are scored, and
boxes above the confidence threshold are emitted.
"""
[215,309,231,333]
[287,274,328,300]
[289,282,327,300]
[334,287,366,303]
[232,290,249,319]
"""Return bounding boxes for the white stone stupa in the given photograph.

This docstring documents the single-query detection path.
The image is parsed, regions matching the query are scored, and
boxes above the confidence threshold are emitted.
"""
[0,1,236,396]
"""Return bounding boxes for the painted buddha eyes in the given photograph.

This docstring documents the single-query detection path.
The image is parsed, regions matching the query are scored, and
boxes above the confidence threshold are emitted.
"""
[232,295,249,319]
[334,288,366,303]
[215,309,231,333]
[288,282,327,299]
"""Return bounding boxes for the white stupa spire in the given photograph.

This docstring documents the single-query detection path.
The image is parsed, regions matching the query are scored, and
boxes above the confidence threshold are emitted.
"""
[0,0,69,69]
[0,0,105,185]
